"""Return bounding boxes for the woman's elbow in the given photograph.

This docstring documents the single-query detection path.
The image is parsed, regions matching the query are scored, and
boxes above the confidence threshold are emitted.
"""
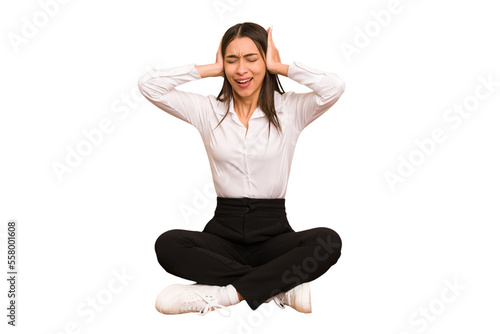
[339,78,346,95]
[333,75,346,98]
[137,72,151,97]
[137,72,164,102]
[323,77,345,104]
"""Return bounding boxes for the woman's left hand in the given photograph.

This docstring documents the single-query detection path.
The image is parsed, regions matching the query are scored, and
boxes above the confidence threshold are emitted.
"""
[266,27,288,76]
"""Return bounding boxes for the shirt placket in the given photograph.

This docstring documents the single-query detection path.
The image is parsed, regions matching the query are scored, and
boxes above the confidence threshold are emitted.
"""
[243,124,253,196]
[230,105,260,198]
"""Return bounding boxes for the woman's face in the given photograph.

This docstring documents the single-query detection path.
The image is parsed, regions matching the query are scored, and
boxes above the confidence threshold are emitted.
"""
[224,37,266,101]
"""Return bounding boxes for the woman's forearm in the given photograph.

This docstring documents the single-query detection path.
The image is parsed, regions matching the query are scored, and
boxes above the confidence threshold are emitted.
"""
[195,63,224,78]
[273,63,289,77]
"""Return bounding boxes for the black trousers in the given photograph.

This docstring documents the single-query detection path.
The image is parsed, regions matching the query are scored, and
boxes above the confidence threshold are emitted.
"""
[154,197,342,310]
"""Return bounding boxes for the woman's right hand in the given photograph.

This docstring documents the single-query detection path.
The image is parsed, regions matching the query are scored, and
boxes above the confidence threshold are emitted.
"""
[195,37,225,78]
[215,37,224,77]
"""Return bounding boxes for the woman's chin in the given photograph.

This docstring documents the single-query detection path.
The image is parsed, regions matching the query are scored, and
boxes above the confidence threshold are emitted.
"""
[232,89,255,99]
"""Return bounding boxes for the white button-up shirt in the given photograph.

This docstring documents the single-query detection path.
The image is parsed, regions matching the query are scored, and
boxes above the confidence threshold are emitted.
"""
[138,61,345,199]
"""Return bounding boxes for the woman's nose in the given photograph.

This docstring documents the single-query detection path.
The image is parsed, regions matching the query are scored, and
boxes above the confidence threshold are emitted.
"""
[236,62,247,74]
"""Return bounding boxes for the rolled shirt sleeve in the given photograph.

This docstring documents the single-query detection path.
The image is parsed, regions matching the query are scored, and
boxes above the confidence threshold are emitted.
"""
[284,61,346,132]
[137,63,210,131]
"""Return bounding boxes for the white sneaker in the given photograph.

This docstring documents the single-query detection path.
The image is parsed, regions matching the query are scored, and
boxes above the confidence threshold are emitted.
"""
[270,282,312,313]
[155,284,231,317]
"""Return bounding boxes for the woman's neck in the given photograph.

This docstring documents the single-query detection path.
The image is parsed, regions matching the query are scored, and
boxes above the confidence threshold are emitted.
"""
[233,93,259,119]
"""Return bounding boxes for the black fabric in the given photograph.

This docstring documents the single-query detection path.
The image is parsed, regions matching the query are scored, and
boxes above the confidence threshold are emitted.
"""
[154,197,342,310]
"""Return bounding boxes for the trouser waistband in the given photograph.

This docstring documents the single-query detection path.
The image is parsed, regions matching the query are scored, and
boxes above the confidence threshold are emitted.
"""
[215,197,286,213]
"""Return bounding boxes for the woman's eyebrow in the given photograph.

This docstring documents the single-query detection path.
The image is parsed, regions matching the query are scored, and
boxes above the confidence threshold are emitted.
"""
[226,53,259,58]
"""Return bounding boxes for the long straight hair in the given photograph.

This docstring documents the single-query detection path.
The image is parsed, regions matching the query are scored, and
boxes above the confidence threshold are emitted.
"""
[212,22,285,140]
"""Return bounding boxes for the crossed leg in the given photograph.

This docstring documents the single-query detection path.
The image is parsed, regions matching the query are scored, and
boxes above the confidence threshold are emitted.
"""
[154,227,342,310]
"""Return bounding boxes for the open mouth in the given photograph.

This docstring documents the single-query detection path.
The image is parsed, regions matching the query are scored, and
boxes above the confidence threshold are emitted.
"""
[235,77,253,88]
[235,78,253,84]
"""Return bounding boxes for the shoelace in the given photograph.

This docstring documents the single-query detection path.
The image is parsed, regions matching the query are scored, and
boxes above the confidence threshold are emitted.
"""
[272,292,288,309]
[182,292,231,317]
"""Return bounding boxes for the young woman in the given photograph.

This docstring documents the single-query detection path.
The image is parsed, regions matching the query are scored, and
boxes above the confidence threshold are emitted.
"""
[138,22,345,317]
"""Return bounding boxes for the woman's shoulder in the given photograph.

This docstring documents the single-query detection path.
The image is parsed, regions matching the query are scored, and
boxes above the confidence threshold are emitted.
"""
[275,90,302,110]
[206,94,228,113]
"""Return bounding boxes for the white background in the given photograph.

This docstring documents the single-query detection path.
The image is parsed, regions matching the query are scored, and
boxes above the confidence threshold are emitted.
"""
[1,0,499,333]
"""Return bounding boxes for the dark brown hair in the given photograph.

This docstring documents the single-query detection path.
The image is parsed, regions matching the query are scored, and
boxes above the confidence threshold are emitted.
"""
[212,22,285,139]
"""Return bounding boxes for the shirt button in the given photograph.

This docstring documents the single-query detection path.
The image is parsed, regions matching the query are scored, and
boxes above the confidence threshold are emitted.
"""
[246,175,249,180]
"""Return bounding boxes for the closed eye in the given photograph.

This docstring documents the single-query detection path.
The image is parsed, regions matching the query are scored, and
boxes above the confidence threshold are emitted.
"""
[227,59,257,64]
[226,54,260,64]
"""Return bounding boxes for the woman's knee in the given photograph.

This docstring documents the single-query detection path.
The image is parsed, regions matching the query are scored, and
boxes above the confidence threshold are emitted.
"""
[154,229,190,257]
[312,227,342,264]
[154,229,196,271]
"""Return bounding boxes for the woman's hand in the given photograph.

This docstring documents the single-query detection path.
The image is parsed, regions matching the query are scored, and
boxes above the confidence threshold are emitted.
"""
[215,37,225,77]
[195,37,225,78]
[266,26,289,76]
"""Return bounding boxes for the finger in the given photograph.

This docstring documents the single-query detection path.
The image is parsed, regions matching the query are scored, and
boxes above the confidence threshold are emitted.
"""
[268,30,273,47]
[267,28,273,50]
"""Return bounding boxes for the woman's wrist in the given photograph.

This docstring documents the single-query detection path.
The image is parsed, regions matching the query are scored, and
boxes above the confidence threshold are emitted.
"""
[195,63,224,78]
[277,63,289,77]
[269,63,289,77]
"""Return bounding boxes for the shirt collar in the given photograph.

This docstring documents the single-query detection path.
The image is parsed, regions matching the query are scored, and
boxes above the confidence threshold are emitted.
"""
[215,91,283,118]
